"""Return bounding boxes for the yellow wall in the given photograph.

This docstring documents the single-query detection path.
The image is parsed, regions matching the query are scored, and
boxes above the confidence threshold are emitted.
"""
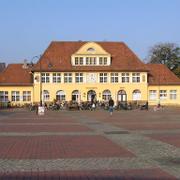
[33,72,148,104]
[148,85,180,105]
[0,86,33,106]
[1,73,180,106]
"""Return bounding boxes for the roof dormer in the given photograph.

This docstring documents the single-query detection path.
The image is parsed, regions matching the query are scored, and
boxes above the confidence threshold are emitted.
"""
[71,42,111,66]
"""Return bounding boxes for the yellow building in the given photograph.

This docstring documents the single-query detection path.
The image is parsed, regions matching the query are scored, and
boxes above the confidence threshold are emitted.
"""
[0,41,180,106]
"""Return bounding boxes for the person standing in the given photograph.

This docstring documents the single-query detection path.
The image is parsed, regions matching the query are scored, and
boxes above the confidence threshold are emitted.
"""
[108,97,114,115]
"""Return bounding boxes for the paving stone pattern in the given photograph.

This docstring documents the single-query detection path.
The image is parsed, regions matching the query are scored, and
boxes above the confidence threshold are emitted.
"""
[0,108,180,179]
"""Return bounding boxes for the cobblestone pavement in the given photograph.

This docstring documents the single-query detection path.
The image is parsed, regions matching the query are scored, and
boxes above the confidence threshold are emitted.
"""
[0,108,180,179]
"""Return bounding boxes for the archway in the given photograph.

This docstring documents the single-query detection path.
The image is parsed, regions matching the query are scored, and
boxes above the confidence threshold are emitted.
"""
[87,90,96,102]
[72,90,80,102]
[56,90,66,101]
[102,90,111,101]
[43,90,50,101]
[132,89,141,100]
[117,90,127,102]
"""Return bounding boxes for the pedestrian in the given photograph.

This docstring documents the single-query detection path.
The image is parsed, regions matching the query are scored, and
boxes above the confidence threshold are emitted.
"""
[108,97,114,115]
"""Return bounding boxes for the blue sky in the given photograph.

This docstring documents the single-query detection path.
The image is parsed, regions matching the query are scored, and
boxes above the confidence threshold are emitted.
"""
[0,0,180,64]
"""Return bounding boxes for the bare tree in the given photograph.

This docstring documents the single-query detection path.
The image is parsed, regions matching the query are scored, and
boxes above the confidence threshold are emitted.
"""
[146,43,180,77]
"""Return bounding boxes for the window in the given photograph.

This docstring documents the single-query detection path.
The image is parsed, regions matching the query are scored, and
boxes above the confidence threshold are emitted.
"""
[121,73,129,83]
[75,57,84,65]
[75,57,79,65]
[170,90,177,100]
[87,48,95,52]
[111,73,119,83]
[104,57,107,65]
[132,90,141,100]
[149,90,157,100]
[41,73,50,83]
[53,73,61,83]
[99,73,108,83]
[102,90,111,101]
[75,73,83,83]
[79,57,83,65]
[132,73,140,83]
[0,91,8,102]
[160,90,167,100]
[64,73,72,83]
[11,91,20,102]
[86,57,96,65]
[43,90,50,101]
[99,57,108,65]
[23,91,31,101]
[56,90,65,101]
[72,90,80,102]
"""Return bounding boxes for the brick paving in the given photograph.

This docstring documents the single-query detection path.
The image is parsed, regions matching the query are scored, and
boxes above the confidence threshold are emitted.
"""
[0,124,91,132]
[148,134,180,147]
[0,108,180,179]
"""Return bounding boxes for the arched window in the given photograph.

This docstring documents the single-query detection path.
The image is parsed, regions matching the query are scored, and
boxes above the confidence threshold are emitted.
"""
[132,90,141,100]
[117,90,127,102]
[102,90,111,101]
[72,90,80,102]
[43,90,50,101]
[87,47,95,53]
[87,90,96,102]
[56,90,66,101]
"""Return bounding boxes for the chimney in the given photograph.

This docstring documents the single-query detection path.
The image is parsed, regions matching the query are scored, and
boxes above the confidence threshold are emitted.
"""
[22,59,28,69]
[0,63,6,72]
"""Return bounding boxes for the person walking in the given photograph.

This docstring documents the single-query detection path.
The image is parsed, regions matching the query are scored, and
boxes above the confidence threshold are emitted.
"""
[108,97,114,115]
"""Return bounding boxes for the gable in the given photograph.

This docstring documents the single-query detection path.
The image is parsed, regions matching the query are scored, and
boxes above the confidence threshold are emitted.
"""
[73,42,110,56]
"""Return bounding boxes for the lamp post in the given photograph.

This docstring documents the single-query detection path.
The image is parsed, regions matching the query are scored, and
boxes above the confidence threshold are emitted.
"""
[31,55,42,106]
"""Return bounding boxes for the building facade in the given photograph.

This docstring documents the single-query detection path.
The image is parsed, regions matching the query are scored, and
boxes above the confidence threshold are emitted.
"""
[0,41,180,106]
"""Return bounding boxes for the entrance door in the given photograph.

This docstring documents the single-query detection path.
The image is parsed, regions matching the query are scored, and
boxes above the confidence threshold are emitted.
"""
[72,90,80,102]
[118,90,127,102]
[87,90,96,102]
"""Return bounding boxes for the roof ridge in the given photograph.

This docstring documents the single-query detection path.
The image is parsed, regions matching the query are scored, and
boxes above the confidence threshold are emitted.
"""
[51,40,125,43]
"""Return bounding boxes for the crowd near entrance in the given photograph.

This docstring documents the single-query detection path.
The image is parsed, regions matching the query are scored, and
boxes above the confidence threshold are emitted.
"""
[87,90,96,102]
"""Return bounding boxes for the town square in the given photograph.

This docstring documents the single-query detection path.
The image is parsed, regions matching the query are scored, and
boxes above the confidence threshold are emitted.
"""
[0,0,180,179]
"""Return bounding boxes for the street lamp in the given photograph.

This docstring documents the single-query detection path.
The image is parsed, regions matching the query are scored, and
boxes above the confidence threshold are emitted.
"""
[31,55,42,106]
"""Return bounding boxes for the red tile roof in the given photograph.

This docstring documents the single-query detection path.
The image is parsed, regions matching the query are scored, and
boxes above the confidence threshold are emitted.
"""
[0,64,33,86]
[0,42,180,86]
[147,64,180,85]
[32,41,148,72]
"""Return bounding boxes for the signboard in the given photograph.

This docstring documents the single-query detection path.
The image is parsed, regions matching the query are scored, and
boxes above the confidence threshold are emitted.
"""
[38,106,45,115]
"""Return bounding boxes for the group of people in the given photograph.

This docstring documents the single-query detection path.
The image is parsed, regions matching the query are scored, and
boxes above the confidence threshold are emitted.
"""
[91,97,114,115]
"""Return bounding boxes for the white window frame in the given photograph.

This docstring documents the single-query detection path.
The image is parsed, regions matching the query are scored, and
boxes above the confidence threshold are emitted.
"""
[11,91,20,102]
[86,57,96,65]
[111,73,119,83]
[121,73,129,83]
[23,91,31,101]
[132,73,140,83]
[56,90,66,101]
[41,73,50,83]
[132,90,141,100]
[75,57,84,65]
[99,73,108,83]
[75,73,83,83]
[64,73,72,83]
[99,57,108,65]
[102,90,111,101]
[43,90,50,101]
[170,90,177,100]
[0,91,8,102]
[149,90,157,100]
[159,90,167,100]
[53,73,61,83]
